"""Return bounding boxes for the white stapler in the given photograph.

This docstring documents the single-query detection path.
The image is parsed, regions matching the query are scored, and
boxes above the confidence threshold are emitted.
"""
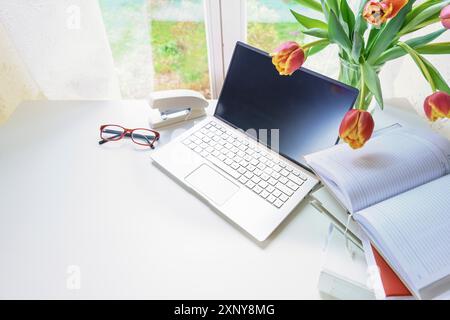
[148,89,209,129]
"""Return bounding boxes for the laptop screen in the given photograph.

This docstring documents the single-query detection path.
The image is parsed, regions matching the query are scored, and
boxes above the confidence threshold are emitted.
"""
[214,42,359,169]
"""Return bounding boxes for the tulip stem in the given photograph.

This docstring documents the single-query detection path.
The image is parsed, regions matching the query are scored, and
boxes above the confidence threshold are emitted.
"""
[302,39,329,51]
[358,64,366,110]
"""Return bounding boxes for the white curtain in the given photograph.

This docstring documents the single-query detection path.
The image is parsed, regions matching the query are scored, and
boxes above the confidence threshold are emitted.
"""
[99,0,154,99]
[0,0,121,124]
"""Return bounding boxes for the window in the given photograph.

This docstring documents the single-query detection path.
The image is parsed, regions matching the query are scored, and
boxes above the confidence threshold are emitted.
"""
[99,0,339,100]
[149,0,211,98]
[99,0,210,98]
[246,0,339,78]
[246,0,305,53]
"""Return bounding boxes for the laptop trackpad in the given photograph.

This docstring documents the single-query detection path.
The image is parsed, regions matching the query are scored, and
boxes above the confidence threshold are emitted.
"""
[185,164,239,206]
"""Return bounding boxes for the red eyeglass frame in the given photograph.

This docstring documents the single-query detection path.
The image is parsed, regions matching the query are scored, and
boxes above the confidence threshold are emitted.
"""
[99,124,160,148]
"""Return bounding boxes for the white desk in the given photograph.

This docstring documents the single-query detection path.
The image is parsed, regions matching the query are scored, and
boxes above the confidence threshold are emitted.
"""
[0,100,430,299]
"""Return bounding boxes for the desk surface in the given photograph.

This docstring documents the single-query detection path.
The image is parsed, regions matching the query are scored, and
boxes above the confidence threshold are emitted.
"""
[0,100,430,299]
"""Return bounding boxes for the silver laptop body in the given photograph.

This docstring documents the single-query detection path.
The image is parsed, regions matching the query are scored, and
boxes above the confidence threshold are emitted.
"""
[151,42,358,241]
[151,116,318,241]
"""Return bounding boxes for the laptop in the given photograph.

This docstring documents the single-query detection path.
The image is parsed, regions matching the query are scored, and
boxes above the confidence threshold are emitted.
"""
[151,42,358,241]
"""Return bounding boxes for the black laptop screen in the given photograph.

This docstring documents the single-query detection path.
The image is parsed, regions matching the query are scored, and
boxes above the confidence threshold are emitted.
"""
[214,42,358,168]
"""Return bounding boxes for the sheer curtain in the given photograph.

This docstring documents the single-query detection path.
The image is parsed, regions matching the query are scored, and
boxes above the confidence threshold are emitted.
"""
[0,0,121,124]
[99,0,154,99]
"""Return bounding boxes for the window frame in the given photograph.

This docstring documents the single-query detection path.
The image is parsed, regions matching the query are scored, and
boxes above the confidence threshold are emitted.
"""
[204,0,247,99]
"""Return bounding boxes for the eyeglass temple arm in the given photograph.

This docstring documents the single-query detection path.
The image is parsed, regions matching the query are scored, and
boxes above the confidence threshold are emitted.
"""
[98,132,122,145]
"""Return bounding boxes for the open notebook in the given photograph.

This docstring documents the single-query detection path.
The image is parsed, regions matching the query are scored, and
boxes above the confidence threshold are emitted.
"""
[305,127,450,300]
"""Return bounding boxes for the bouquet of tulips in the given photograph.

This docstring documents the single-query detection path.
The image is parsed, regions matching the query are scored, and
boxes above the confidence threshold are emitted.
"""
[271,0,450,149]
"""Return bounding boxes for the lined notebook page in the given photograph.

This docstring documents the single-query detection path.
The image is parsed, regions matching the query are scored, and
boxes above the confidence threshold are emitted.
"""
[355,175,450,298]
[305,128,450,212]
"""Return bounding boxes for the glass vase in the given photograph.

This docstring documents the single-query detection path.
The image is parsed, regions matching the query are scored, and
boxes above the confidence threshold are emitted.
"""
[338,58,381,111]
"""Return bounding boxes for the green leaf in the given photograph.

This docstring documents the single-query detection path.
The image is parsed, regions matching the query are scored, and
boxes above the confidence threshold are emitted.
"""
[340,48,351,62]
[365,26,382,54]
[327,10,352,52]
[293,0,323,12]
[290,9,329,39]
[375,29,446,64]
[325,0,339,14]
[405,28,446,47]
[340,0,355,36]
[319,0,329,19]
[362,61,384,109]
[404,16,440,35]
[416,42,450,54]
[367,2,412,63]
[354,0,368,36]
[372,48,403,64]
[422,57,450,93]
[290,9,328,30]
[404,0,443,25]
[351,0,368,61]
[396,42,449,93]
[301,28,329,38]
[400,0,450,35]
[351,33,364,62]
[397,42,432,83]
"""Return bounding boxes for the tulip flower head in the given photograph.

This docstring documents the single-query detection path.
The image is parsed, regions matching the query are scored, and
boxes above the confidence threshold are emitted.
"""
[385,0,409,19]
[423,91,450,122]
[363,1,392,26]
[363,0,408,26]
[440,5,450,29]
[339,109,375,149]
[271,41,305,76]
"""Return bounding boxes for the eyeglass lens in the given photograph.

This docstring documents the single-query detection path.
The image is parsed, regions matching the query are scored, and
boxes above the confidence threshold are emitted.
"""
[101,125,125,141]
[131,129,157,146]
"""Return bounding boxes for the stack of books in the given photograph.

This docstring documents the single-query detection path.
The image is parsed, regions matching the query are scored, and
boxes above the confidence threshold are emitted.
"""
[306,126,450,300]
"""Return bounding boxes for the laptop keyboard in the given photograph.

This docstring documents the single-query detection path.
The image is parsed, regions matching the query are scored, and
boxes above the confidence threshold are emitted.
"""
[182,121,309,208]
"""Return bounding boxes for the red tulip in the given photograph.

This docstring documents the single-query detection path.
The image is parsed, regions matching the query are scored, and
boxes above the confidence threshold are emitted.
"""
[424,91,450,121]
[385,0,409,19]
[339,109,375,149]
[363,0,408,26]
[363,1,392,26]
[270,41,305,76]
[440,5,450,29]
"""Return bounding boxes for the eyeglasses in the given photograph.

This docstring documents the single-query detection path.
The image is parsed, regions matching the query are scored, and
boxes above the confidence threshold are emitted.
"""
[99,125,160,149]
